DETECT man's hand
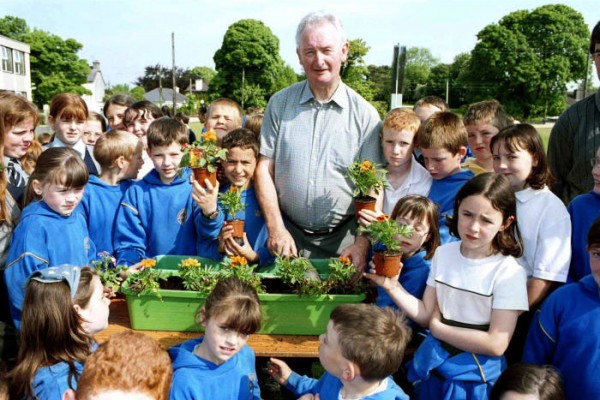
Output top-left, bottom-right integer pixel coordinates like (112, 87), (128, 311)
(191, 178), (219, 215)
(268, 227), (298, 258)
(269, 357), (292, 386)
(340, 235), (370, 275)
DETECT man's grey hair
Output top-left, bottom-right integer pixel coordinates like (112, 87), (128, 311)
(295, 11), (347, 48)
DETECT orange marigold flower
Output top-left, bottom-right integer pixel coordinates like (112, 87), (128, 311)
(181, 258), (201, 268)
(360, 160), (373, 172)
(338, 256), (351, 266)
(202, 131), (217, 142)
(192, 148), (203, 157)
(229, 186), (238, 193)
(376, 214), (390, 222)
(140, 259), (156, 268)
(230, 256), (248, 267)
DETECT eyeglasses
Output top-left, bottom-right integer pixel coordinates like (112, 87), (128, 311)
(590, 158), (600, 168)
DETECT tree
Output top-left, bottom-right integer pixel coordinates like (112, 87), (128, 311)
(211, 19), (289, 108)
(189, 66), (216, 85)
(104, 84), (145, 102)
(464, 4), (589, 119)
(342, 39), (375, 102)
(0, 16), (90, 107)
(403, 47), (439, 102)
(422, 53), (471, 107)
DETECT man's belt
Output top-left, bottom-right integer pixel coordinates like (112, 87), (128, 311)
(285, 214), (354, 237)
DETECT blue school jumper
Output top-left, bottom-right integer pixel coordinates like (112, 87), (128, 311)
(376, 250), (431, 308)
(5, 201), (96, 329)
(286, 371), (409, 399)
(33, 361), (83, 400)
(79, 175), (133, 256)
(408, 334), (505, 400)
(114, 169), (209, 266)
(196, 185), (273, 266)
(567, 191), (600, 282)
(169, 337), (261, 400)
(428, 170), (474, 244)
(522, 275), (600, 399)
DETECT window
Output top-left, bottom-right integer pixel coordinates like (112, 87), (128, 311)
(14, 50), (25, 75)
(1, 46), (13, 73)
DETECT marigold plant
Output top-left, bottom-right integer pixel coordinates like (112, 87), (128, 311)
(347, 159), (388, 197)
(140, 259), (157, 268)
(218, 186), (245, 220)
(179, 131), (228, 173)
(357, 214), (414, 254)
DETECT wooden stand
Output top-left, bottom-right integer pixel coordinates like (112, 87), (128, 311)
(96, 298), (320, 358)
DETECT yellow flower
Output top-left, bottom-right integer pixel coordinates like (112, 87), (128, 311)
(360, 160), (373, 173)
(202, 131), (217, 142)
(231, 256), (248, 267)
(181, 258), (201, 268)
(338, 256), (351, 266)
(141, 259), (156, 268)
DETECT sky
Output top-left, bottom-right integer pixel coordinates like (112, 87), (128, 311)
(3, 0), (599, 87)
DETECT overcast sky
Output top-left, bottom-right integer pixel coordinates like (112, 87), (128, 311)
(3, 0), (599, 87)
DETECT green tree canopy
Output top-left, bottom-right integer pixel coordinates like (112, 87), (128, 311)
(404, 47), (440, 102)
(210, 19), (292, 109)
(464, 4), (589, 119)
(135, 64), (215, 93)
(104, 84), (145, 102)
(0, 16), (90, 107)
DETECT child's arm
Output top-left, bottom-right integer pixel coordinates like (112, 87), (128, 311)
(113, 189), (146, 266)
(365, 271), (437, 327)
(527, 277), (555, 308)
(269, 358), (323, 397)
(429, 306), (520, 357)
(522, 301), (558, 365)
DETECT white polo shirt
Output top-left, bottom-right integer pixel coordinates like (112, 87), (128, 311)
(382, 156), (432, 215)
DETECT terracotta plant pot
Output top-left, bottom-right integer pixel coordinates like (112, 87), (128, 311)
(193, 167), (217, 189)
(354, 195), (376, 219)
(226, 219), (245, 239)
(373, 251), (402, 278)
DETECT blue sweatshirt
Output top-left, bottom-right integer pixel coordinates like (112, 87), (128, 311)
(79, 175), (133, 256)
(33, 361), (83, 400)
(114, 168), (213, 265)
(5, 201), (96, 328)
(286, 371), (408, 400)
(523, 275), (600, 399)
(169, 337), (261, 400)
(428, 169), (474, 244)
(196, 185), (273, 267)
(567, 191), (600, 282)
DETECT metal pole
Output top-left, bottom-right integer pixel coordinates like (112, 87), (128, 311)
(241, 67), (245, 110)
(172, 32), (176, 110)
(446, 78), (449, 104)
(583, 52), (591, 99)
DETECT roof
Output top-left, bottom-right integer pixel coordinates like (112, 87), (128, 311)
(144, 87), (188, 103)
(87, 60), (105, 85)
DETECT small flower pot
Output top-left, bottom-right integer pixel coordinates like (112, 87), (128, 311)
(193, 167), (217, 189)
(226, 219), (245, 240)
(373, 251), (402, 277)
(354, 195), (376, 219)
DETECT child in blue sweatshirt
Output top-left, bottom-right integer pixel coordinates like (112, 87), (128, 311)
(79, 131), (144, 256)
(523, 216), (600, 399)
(5, 148), (96, 328)
(169, 277), (262, 399)
(196, 128), (272, 266)
(270, 304), (411, 400)
(419, 112), (474, 244)
(114, 119), (218, 266)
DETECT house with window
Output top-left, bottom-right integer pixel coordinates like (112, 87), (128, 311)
(0, 34), (32, 100)
(82, 60), (106, 112)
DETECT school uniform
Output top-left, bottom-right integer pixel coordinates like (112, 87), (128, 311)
(461, 157), (489, 176)
(376, 250), (430, 308)
(523, 275), (600, 399)
(408, 242), (528, 399)
(33, 361), (83, 400)
(169, 337), (261, 400)
(5, 201), (96, 329)
(382, 157), (432, 215)
(286, 371), (409, 400)
(79, 175), (133, 256)
(567, 191), (600, 282)
(44, 138), (100, 176)
(196, 185), (273, 267)
(428, 169), (474, 244)
(114, 168), (206, 266)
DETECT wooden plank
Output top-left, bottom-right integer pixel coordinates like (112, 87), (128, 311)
(96, 298), (320, 358)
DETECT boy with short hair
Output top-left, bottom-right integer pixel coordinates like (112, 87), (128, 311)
(413, 96), (448, 123)
(418, 111), (474, 244)
(377, 108), (431, 215)
(123, 100), (163, 179)
(114, 119), (204, 265)
(79, 131), (144, 256)
(462, 99), (512, 175)
(196, 128), (273, 266)
(204, 98), (243, 145)
(523, 216), (600, 399)
(269, 304), (411, 399)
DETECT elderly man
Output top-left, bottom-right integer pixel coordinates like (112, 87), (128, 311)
(256, 12), (382, 270)
(548, 20), (600, 204)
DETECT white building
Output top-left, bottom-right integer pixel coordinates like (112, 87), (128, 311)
(0, 34), (32, 100)
(82, 60), (106, 112)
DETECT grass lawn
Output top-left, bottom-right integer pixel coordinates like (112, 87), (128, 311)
(537, 126), (551, 151)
